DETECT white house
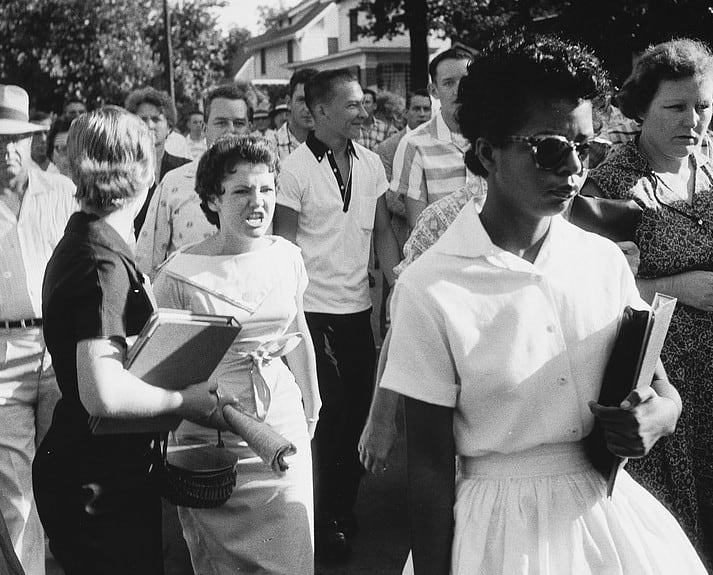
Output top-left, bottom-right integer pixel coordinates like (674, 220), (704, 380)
(237, 0), (449, 95)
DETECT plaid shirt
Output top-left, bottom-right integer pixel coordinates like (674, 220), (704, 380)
(394, 178), (487, 278)
(356, 117), (394, 151)
(268, 122), (303, 162)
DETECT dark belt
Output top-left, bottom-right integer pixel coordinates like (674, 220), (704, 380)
(1, 318), (43, 329)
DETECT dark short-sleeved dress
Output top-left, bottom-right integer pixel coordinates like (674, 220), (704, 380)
(33, 211), (162, 575)
(588, 141), (713, 569)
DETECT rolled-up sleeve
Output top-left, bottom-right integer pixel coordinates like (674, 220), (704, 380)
(380, 278), (459, 407)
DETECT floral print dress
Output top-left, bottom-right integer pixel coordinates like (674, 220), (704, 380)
(588, 141), (713, 569)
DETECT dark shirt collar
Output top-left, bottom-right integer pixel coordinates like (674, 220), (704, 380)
(65, 211), (136, 264)
(306, 131), (358, 162)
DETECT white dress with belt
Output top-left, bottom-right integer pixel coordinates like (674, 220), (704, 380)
(381, 203), (707, 575)
(153, 236), (314, 575)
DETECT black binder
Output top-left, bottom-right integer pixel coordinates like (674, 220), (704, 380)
(584, 293), (676, 496)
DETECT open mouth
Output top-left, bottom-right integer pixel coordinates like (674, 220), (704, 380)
(245, 212), (265, 227)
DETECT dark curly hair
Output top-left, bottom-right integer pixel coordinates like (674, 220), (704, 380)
(457, 32), (611, 177)
(124, 87), (178, 128)
(47, 115), (74, 161)
(195, 134), (278, 228)
(616, 38), (713, 122)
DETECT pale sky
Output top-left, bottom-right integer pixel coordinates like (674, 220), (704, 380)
(215, 0), (303, 35)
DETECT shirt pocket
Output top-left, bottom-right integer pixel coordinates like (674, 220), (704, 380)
(356, 194), (378, 231)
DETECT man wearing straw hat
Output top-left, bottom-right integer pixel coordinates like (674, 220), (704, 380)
(0, 84), (76, 574)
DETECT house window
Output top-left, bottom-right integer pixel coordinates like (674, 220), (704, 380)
(349, 9), (359, 43)
(260, 48), (266, 75)
(287, 40), (294, 63)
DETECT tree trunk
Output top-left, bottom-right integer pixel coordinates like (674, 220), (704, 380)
(405, 0), (429, 90)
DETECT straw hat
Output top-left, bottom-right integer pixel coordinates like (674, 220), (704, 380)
(0, 85), (48, 135)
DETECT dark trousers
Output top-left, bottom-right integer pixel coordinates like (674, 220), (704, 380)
(306, 309), (376, 524)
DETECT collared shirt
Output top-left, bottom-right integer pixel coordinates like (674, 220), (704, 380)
(394, 178), (488, 278)
(357, 117), (394, 151)
(390, 110), (474, 205)
(0, 168), (76, 320)
(251, 128), (276, 142)
(164, 130), (192, 160)
(135, 160), (217, 279)
(269, 121), (303, 162)
(185, 135), (207, 161)
(277, 134), (388, 314)
(381, 202), (643, 457)
(30, 159), (59, 174)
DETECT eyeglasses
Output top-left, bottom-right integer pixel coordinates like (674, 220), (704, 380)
(507, 134), (611, 171)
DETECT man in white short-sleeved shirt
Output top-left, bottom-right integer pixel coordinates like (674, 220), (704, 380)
(0, 84), (77, 575)
(274, 68), (400, 562)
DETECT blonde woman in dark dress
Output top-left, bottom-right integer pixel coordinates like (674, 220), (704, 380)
(34, 106), (219, 575)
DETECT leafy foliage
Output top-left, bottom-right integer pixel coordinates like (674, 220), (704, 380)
(359, 0), (713, 84)
(0, 0), (252, 112)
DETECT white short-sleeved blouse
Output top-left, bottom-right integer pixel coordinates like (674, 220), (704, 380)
(381, 202), (645, 457)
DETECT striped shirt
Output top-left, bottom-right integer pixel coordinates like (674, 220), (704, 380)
(0, 168), (76, 320)
(390, 110), (473, 205)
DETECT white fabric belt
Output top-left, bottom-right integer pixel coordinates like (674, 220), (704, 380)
(458, 442), (592, 479)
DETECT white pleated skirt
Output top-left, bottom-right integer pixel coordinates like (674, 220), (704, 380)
(403, 442), (706, 575)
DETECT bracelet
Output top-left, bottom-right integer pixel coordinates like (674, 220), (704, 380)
(306, 417), (318, 423)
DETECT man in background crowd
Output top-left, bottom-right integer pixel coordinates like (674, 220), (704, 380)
(184, 108), (207, 161)
(357, 87), (392, 151)
(136, 83), (253, 278)
(0, 84), (76, 575)
(390, 47), (475, 228)
(269, 68), (319, 161)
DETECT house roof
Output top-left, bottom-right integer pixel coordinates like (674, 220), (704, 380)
(245, 0), (332, 51)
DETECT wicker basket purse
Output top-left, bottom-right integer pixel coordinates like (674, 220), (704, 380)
(152, 433), (237, 509)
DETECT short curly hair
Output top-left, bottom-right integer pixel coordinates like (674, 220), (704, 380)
(195, 134), (278, 228)
(616, 38), (713, 122)
(68, 106), (154, 214)
(124, 87), (177, 127)
(457, 32), (611, 177)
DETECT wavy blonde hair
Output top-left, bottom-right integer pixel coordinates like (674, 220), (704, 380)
(68, 105), (154, 213)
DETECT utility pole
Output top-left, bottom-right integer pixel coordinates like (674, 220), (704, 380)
(163, 0), (175, 105)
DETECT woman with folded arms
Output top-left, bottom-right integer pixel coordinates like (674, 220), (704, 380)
(380, 33), (707, 575)
(33, 106), (219, 575)
(581, 39), (713, 569)
(153, 134), (320, 574)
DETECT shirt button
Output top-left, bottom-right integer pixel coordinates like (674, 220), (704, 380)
(2, 271), (11, 279)
(558, 377), (567, 385)
(546, 325), (555, 333)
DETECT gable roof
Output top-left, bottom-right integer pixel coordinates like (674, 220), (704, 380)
(245, 0), (332, 51)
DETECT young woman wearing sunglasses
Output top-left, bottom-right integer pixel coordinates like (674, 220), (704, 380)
(379, 33), (707, 575)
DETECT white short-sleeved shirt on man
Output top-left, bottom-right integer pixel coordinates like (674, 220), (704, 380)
(277, 133), (388, 314)
(381, 201), (645, 457)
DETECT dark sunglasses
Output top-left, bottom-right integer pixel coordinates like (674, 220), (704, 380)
(507, 135), (611, 171)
